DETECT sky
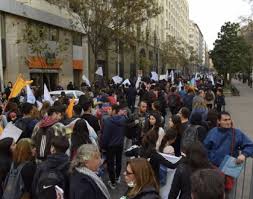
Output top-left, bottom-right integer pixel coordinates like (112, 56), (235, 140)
(189, 0), (252, 49)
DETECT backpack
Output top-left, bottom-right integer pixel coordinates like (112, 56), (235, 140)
(181, 125), (201, 146)
(205, 91), (214, 101)
(35, 162), (69, 199)
(34, 126), (56, 160)
(2, 162), (28, 199)
(168, 94), (178, 107)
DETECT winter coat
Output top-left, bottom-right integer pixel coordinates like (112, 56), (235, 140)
(204, 127), (253, 167)
(101, 115), (127, 148)
(168, 162), (191, 199)
(69, 170), (107, 199)
(124, 186), (159, 199)
(32, 153), (70, 198)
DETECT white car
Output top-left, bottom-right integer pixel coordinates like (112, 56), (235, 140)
(49, 90), (85, 103)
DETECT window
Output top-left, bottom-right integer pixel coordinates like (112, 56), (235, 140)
(48, 27), (59, 41)
(72, 32), (82, 46)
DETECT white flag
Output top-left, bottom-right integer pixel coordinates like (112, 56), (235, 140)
(151, 71), (158, 81)
(178, 81), (183, 91)
(95, 67), (103, 76)
(112, 76), (123, 84)
(135, 77), (141, 89)
(36, 100), (43, 111)
(43, 84), (54, 105)
(210, 74), (215, 86)
(122, 79), (131, 86)
(82, 74), (91, 87)
(165, 70), (169, 81)
(26, 85), (36, 104)
(170, 70), (174, 84)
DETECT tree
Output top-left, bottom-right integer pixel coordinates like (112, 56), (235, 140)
(210, 22), (252, 85)
(45, 0), (161, 78)
(17, 21), (70, 89)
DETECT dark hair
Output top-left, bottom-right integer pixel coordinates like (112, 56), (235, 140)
(112, 104), (120, 114)
(144, 112), (162, 133)
(73, 104), (82, 115)
(171, 114), (182, 135)
(152, 101), (161, 111)
(51, 136), (69, 153)
(159, 128), (177, 153)
(71, 119), (92, 156)
(48, 105), (66, 116)
(0, 137), (14, 157)
(21, 102), (34, 115)
(218, 111), (230, 120)
(170, 87), (176, 92)
(180, 107), (190, 119)
(82, 99), (93, 112)
(185, 141), (211, 172)
(191, 169), (225, 199)
(207, 109), (218, 129)
(141, 129), (158, 158)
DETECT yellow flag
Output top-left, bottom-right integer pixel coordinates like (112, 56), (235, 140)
(8, 74), (33, 99)
(0, 125), (3, 134)
(66, 98), (75, 119)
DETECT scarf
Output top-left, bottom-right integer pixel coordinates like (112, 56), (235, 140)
(76, 167), (111, 199)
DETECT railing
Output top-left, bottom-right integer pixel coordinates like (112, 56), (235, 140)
(229, 158), (253, 199)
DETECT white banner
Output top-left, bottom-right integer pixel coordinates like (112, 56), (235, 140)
(95, 67), (103, 76)
(43, 84), (54, 105)
(26, 85), (36, 104)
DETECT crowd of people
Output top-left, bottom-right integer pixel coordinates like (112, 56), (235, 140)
(0, 74), (252, 199)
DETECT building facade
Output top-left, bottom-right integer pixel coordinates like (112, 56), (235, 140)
(0, 0), (88, 90)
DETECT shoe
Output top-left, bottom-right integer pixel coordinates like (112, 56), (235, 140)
(108, 181), (116, 189)
(116, 176), (121, 184)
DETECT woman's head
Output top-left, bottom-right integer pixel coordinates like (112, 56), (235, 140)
(124, 158), (158, 197)
(185, 141), (210, 171)
(72, 119), (91, 149)
(13, 138), (34, 164)
(0, 137), (15, 156)
(169, 114), (181, 130)
(148, 112), (161, 128)
(159, 128), (177, 153)
(142, 129), (158, 151)
(71, 144), (101, 172)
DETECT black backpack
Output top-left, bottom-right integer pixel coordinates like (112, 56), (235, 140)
(181, 125), (201, 146)
(35, 162), (69, 199)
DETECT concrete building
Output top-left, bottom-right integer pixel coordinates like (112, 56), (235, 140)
(0, 0), (88, 90)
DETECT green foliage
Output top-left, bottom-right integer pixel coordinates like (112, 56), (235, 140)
(19, 22), (70, 64)
(44, 0), (161, 67)
(139, 56), (151, 73)
(210, 22), (252, 82)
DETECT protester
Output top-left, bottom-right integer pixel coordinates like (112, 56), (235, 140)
(69, 144), (111, 199)
(120, 158), (159, 199)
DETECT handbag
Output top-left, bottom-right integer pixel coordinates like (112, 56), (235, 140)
(224, 128), (235, 191)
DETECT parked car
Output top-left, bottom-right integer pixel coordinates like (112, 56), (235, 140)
(49, 90), (85, 103)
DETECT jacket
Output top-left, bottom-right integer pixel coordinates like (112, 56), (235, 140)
(32, 153), (70, 198)
(102, 115), (127, 148)
(204, 127), (253, 167)
(168, 162), (191, 199)
(126, 186), (159, 199)
(69, 170), (107, 199)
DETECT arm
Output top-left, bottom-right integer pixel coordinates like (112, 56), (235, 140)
(168, 167), (182, 199)
(238, 129), (253, 157)
(153, 152), (178, 169)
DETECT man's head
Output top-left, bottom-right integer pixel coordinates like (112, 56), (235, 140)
(48, 105), (65, 121)
(191, 169), (225, 199)
(198, 89), (205, 98)
(139, 101), (147, 114)
(50, 136), (69, 154)
(21, 102), (34, 116)
(111, 104), (120, 116)
(217, 111), (232, 128)
(178, 107), (190, 121)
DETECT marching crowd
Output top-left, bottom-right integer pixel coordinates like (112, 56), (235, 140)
(0, 74), (252, 199)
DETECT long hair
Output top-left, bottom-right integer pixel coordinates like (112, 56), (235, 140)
(0, 138), (14, 157)
(159, 128), (177, 153)
(143, 111), (161, 133)
(185, 141), (211, 172)
(141, 129), (158, 158)
(71, 119), (92, 156)
(13, 138), (33, 165)
(171, 114), (182, 135)
(127, 158), (159, 197)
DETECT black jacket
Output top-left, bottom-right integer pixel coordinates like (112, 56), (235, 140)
(168, 162), (191, 199)
(126, 186), (159, 199)
(125, 147), (178, 181)
(32, 153), (70, 199)
(69, 170), (107, 199)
